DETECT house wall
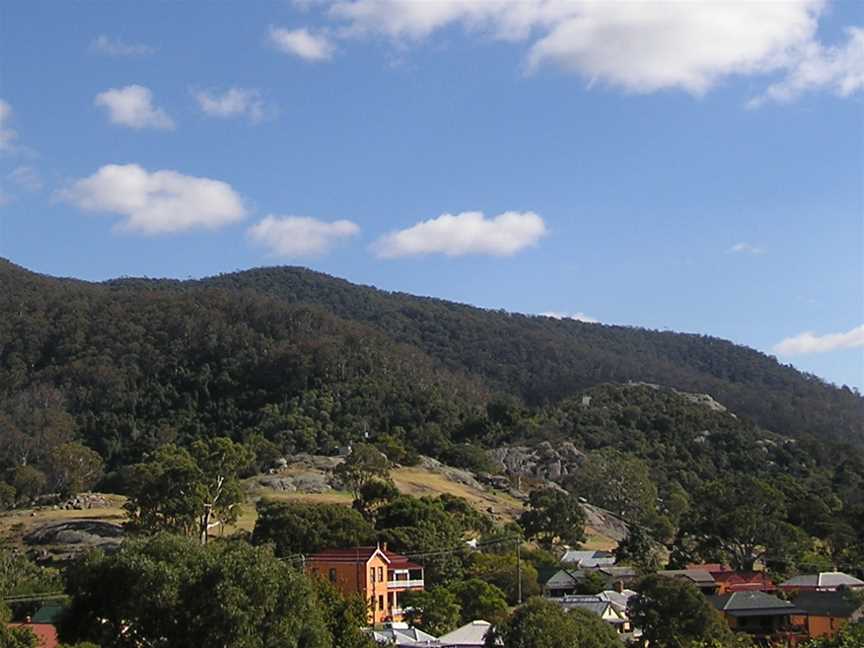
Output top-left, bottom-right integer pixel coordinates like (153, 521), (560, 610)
(307, 553), (424, 625)
(790, 614), (847, 639)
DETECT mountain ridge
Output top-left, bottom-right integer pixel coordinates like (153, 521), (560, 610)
(1, 258), (861, 450)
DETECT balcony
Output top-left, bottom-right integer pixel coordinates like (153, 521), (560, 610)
(388, 579), (424, 589)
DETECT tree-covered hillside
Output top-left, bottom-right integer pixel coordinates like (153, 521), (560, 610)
(2, 259), (862, 459)
(193, 265), (860, 447)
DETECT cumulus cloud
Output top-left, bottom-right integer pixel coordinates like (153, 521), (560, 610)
(90, 35), (156, 56)
(750, 26), (864, 106)
(0, 99), (18, 152)
(327, 0), (830, 95)
(373, 210), (546, 258)
(774, 324), (864, 356)
(727, 242), (765, 255)
(541, 311), (599, 324)
(95, 85), (175, 130)
(8, 166), (42, 192)
(59, 164), (246, 234)
(194, 87), (267, 122)
(269, 26), (335, 61)
(247, 215), (359, 257)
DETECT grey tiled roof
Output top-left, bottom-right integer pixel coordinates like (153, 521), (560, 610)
(780, 572), (864, 589)
(709, 591), (801, 617)
(793, 591), (864, 617)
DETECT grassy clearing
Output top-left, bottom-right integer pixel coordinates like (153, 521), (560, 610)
(391, 467), (525, 522)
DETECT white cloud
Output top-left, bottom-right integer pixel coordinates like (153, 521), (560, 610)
(59, 164), (246, 235)
(750, 26), (864, 106)
(328, 0), (827, 94)
(373, 210), (546, 258)
(727, 242), (765, 255)
(8, 166), (42, 192)
(0, 99), (18, 152)
(247, 215), (359, 257)
(95, 85), (175, 130)
(90, 35), (156, 57)
(541, 311), (599, 324)
(774, 324), (864, 356)
(194, 87), (267, 122)
(269, 26), (335, 61)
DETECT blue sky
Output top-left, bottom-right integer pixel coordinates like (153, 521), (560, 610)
(1, 0), (862, 389)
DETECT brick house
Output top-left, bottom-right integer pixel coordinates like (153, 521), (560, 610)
(790, 590), (864, 640)
(306, 544), (424, 624)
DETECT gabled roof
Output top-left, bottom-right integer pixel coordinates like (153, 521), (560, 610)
(597, 589), (637, 611)
(712, 571), (775, 591)
(793, 591), (864, 618)
(658, 569), (716, 585)
(308, 546), (423, 569)
(438, 620), (492, 646)
(560, 550), (616, 568)
(780, 572), (864, 589)
(709, 592), (802, 617)
(373, 625), (439, 645)
(309, 546), (390, 563)
(544, 569), (581, 590)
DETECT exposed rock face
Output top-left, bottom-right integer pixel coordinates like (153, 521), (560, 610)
(489, 441), (585, 483)
(417, 456), (489, 491)
(25, 519), (123, 546)
(24, 519), (124, 564)
(252, 473), (333, 494)
(582, 503), (629, 542)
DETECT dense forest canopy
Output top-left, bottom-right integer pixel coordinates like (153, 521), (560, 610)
(0, 262), (864, 473)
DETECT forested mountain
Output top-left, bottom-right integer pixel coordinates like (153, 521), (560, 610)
(1, 258), (861, 468)
(157, 264), (860, 446)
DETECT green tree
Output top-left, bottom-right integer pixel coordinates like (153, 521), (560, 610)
(353, 478), (399, 520)
(567, 449), (658, 523)
(376, 496), (472, 586)
(310, 578), (376, 648)
(252, 500), (376, 556)
(488, 597), (619, 648)
(449, 578), (509, 625)
(614, 525), (661, 574)
(45, 442), (104, 497)
(401, 587), (461, 636)
(57, 534), (332, 648)
(518, 488), (586, 550)
(467, 552), (540, 605)
(628, 574), (735, 648)
(0, 482), (15, 510)
(0, 544), (63, 596)
(333, 444), (390, 500)
(11, 465), (46, 504)
(122, 438), (252, 543)
(682, 477), (791, 571)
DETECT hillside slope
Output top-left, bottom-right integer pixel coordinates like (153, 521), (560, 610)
(1, 259), (862, 453)
(200, 266), (862, 447)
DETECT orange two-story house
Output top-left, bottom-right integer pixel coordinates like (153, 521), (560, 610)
(306, 545), (425, 624)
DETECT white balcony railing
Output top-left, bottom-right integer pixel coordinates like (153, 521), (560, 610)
(388, 579), (424, 589)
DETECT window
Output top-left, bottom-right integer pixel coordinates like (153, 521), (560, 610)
(378, 595), (384, 612)
(378, 566), (384, 581)
(329, 568), (337, 583)
(370, 568), (376, 582)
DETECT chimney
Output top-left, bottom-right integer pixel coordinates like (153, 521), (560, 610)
(613, 580), (624, 593)
(382, 542), (388, 553)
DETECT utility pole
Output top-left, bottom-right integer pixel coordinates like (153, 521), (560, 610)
(516, 539), (522, 605)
